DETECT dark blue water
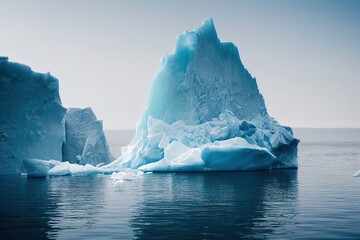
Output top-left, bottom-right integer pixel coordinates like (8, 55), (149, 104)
(1, 139), (360, 239)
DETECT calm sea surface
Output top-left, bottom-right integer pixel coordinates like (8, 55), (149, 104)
(1, 129), (360, 239)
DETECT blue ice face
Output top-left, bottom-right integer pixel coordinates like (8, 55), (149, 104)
(147, 18), (266, 126)
(0, 58), (66, 174)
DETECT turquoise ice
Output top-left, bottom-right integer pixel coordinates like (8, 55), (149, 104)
(107, 18), (299, 172)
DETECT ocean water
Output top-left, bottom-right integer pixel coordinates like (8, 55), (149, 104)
(1, 129), (360, 239)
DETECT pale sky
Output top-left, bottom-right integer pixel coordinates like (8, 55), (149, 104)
(1, 0), (359, 129)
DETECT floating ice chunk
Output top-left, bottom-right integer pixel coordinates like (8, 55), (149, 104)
(354, 169), (360, 177)
(23, 159), (57, 177)
(69, 164), (85, 175)
(24, 159), (105, 176)
(83, 164), (104, 175)
(136, 171), (145, 176)
(67, 163), (104, 175)
(110, 170), (144, 181)
(113, 179), (125, 189)
(49, 162), (72, 176)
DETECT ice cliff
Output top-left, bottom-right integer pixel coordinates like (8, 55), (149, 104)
(64, 107), (114, 166)
(0, 58), (66, 174)
(0, 57), (113, 174)
(107, 18), (299, 172)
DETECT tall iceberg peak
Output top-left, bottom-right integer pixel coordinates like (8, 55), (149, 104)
(107, 18), (299, 172)
(194, 18), (218, 39)
(148, 18), (266, 126)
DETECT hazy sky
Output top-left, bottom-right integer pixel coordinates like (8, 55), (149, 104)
(1, 0), (359, 129)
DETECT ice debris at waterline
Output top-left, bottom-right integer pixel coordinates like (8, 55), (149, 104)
(105, 18), (299, 172)
(0, 57), (113, 174)
(23, 158), (148, 179)
(23, 159), (105, 177)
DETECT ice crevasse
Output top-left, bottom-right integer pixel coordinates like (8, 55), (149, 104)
(105, 18), (300, 172)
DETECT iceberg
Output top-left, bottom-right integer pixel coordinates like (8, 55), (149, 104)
(0, 58), (114, 174)
(107, 18), (299, 172)
(63, 107), (114, 166)
(0, 58), (66, 174)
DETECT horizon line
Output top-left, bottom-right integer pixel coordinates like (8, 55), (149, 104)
(104, 127), (360, 131)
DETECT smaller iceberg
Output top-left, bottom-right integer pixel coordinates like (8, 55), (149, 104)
(354, 169), (360, 177)
(0, 58), (115, 175)
(63, 107), (115, 166)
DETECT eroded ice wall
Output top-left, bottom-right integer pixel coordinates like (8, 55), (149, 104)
(0, 57), (66, 174)
(64, 108), (114, 166)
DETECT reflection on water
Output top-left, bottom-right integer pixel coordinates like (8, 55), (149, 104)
(0, 176), (107, 239)
(0, 171), (298, 239)
(1, 141), (360, 239)
(0, 177), (53, 239)
(46, 176), (106, 239)
(132, 170), (298, 239)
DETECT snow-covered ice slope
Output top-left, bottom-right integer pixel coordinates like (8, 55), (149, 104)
(64, 107), (114, 166)
(107, 18), (299, 172)
(0, 57), (66, 174)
